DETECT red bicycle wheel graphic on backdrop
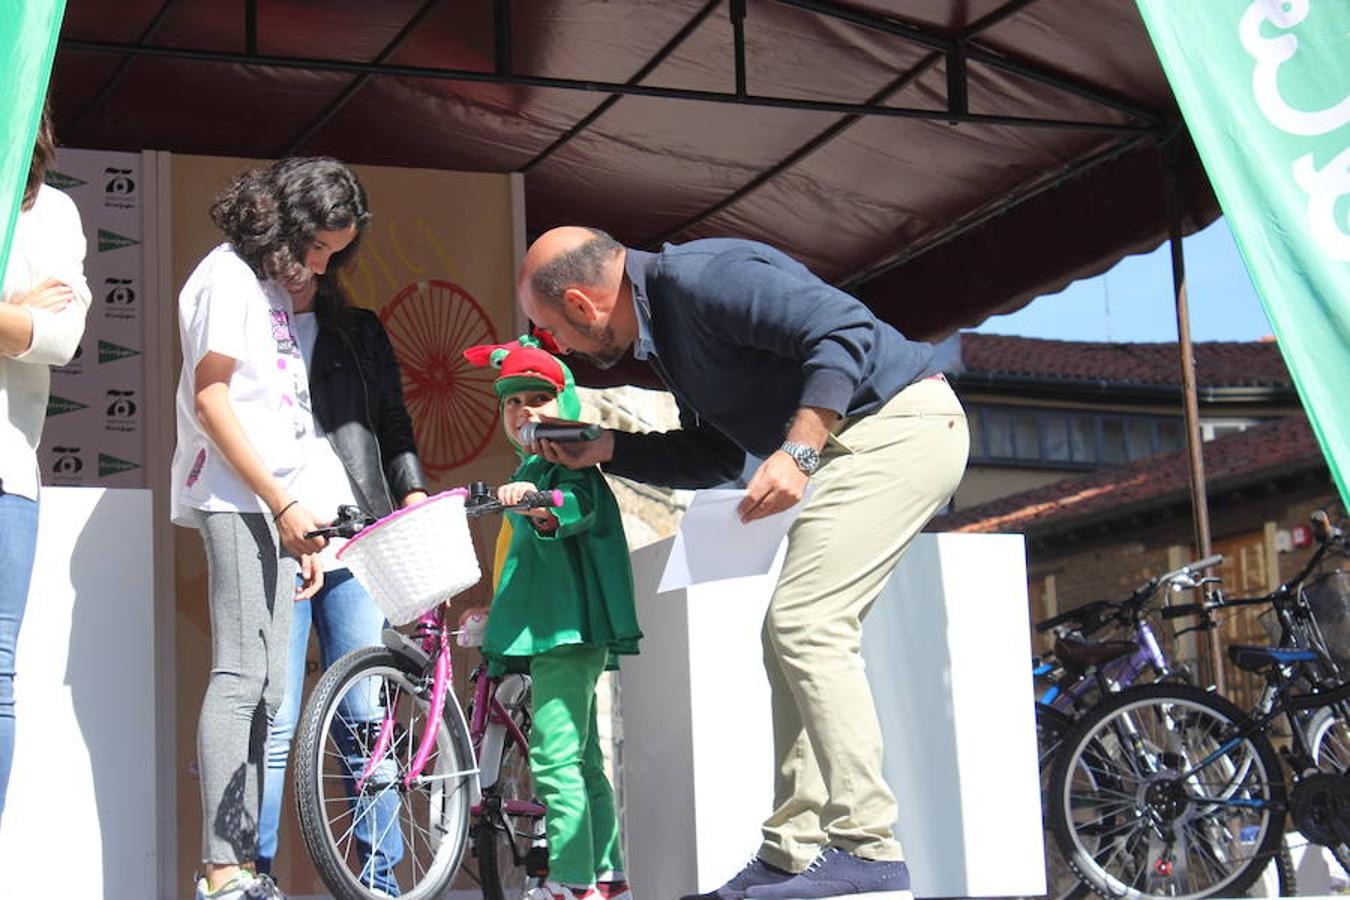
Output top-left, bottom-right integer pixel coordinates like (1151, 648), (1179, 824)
(380, 280), (500, 473)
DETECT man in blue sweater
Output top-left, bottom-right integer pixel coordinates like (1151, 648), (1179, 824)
(519, 226), (969, 900)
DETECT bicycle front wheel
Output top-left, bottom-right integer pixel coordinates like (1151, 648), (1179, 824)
(294, 646), (475, 900)
(1049, 683), (1285, 900)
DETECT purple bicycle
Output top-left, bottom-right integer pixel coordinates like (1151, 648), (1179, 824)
(292, 482), (561, 900)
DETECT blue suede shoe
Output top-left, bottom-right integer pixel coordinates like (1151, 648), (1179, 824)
(744, 848), (913, 900)
(680, 856), (796, 900)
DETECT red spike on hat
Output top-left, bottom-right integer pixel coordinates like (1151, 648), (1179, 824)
(463, 337), (568, 395)
(463, 341), (517, 368)
(530, 327), (564, 356)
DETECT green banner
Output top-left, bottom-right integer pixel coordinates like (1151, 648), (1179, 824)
(0, 1), (66, 282)
(1137, 0), (1350, 506)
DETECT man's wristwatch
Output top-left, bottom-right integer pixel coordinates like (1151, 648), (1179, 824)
(780, 441), (821, 475)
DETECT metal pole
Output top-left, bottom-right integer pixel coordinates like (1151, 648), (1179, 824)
(1165, 144), (1224, 695)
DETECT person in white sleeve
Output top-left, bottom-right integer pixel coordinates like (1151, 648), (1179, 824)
(0, 97), (92, 821)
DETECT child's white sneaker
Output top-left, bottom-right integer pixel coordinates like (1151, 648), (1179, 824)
(527, 881), (600, 900)
(193, 871), (286, 899)
(597, 879), (633, 900)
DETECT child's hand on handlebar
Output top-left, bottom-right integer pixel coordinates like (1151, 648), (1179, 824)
(497, 481), (559, 530)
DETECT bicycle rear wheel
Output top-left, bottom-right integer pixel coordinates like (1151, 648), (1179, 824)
(1049, 683), (1285, 900)
(295, 646), (475, 900)
(1047, 682), (1279, 900)
(475, 676), (546, 900)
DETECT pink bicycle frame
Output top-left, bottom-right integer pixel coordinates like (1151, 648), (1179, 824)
(353, 603), (543, 820)
(354, 604), (453, 792)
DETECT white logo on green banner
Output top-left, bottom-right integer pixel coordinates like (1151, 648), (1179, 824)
(44, 170), (87, 190)
(1137, 0), (1350, 504)
(98, 453), (140, 478)
(98, 339), (141, 364)
(46, 394), (88, 417)
(97, 228), (140, 252)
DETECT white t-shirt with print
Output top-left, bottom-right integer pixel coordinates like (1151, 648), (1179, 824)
(289, 310), (361, 569)
(170, 244), (312, 526)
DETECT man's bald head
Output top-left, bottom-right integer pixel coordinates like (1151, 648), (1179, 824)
(518, 226), (623, 313)
(517, 225), (634, 369)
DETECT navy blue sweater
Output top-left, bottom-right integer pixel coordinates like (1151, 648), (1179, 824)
(607, 239), (935, 489)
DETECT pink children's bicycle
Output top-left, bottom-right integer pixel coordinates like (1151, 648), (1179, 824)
(294, 482), (561, 900)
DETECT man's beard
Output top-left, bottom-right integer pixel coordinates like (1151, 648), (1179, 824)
(572, 320), (626, 370)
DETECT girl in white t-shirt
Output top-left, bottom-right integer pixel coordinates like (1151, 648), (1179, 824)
(173, 158), (403, 900)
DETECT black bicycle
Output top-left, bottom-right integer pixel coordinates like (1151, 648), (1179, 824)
(1047, 511), (1349, 899)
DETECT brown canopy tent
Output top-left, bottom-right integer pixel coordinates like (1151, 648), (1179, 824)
(52, 0), (1225, 579)
(54, 0), (1218, 340)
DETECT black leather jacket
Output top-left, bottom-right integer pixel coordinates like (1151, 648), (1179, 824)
(309, 307), (426, 519)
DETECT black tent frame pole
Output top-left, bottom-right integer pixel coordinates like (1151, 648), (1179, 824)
(773, 0), (1157, 125)
(57, 39), (1152, 135)
(521, 0), (722, 174)
(280, 0), (442, 155)
(65, 0), (178, 140)
(1165, 141), (1223, 694)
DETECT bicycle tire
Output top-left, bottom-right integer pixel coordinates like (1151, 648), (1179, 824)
(1306, 705), (1350, 773)
(1033, 705), (1091, 900)
(294, 646), (475, 900)
(475, 679), (544, 900)
(1048, 683), (1285, 900)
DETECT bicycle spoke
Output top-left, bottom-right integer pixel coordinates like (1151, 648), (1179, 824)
(297, 655), (471, 900)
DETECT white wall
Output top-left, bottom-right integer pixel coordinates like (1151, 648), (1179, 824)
(0, 488), (156, 898)
(622, 531), (1043, 898)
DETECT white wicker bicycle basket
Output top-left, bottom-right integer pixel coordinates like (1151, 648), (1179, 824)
(336, 488), (482, 626)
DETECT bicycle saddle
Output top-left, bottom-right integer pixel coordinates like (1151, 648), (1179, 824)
(1054, 634), (1135, 672)
(1228, 643), (1319, 673)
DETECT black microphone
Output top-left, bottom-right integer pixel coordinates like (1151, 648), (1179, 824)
(519, 422), (603, 444)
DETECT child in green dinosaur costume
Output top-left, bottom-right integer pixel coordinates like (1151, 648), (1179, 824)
(463, 335), (641, 900)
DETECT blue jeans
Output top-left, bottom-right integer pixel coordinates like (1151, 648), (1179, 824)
(0, 492), (39, 819)
(258, 568), (403, 894)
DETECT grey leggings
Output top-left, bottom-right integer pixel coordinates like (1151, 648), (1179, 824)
(193, 510), (296, 865)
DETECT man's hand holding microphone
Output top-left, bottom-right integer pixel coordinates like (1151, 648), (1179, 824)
(526, 417), (614, 470)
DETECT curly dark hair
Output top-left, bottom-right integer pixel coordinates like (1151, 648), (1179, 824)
(23, 96), (56, 212)
(210, 157), (371, 322)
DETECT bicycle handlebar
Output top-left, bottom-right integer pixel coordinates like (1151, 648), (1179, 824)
(1034, 553), (1226, 634)
(304, 486), (565, 539)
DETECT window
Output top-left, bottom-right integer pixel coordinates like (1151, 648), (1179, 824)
(1156, 419), (1184, 454)
(1202, 419), (1260, 441)
(966, 405), (1214, 468)
(1044, 416), (1071, 462)
(967, 407), (983, 458)
(1126, 419), (1153, 459)
(1070, 417), (1096, 463)
(984, 408), (1013, 458)
(1101, 418), (1127, 463)
(1013, 412), (1041, 460)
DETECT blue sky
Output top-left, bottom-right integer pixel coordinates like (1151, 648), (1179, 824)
(971, 217), (1274, 344)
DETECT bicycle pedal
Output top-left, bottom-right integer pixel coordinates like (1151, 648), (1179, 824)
(525, 845), (550, 877)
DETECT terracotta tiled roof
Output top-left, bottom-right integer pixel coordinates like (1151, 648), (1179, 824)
(958, 333), (1292, 388)
(940, 416), (1324, 534)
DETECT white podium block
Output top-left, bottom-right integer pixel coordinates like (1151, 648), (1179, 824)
(622, 531), (1043, 899)
(0, 488), (157, 897)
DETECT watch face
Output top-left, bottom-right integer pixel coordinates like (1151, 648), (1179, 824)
(784, 442), (819, 473)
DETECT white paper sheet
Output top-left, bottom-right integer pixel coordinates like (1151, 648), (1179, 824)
(657, 487), (811, 592)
